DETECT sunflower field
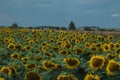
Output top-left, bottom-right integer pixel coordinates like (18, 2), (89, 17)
(0, 27), (120, 80)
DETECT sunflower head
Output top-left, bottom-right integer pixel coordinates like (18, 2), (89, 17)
(8, 43), (15, 50)
(42, 61), (57, 70)
(106, 60), (120, 75)
(84, 74), (100, 80)
(10, 53), (20, 60)
(0, 77), (4, 80)
(25, 63), (37, 70)
(25, 71), (42, 80)
(57, 74), (78, 80)
(89, 55), (105, 70)
(0, 66), (12, 76)
(103, 43), (110, 52)
(64, 58), (80, 69)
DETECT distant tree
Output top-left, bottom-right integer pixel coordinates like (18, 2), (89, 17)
(68, 21), (76, 30)
(11, 23), (18, 28)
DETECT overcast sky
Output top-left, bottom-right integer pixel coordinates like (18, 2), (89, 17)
(0, 0), (120, 28)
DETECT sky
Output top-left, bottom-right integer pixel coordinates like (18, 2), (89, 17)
(0, 0), (120, 28)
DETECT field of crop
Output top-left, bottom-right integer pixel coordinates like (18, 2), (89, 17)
(0, 27), (120, 80)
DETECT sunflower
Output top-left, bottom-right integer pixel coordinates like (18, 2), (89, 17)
(25, 71), (42, 80)
(9, 66), (18, 75)
(106, 60), (120, 75)
(42, 61), (57, 70)
(57, 75), (69, 80)
(42, 46), (48, 51)
(15, 43), (22, 49)
(57, 74), (77, 80)
(115, 48), (120, 54)
(59, 49), (68, 55)
(24, 45), (31, 51)
(109, 42), (114, 49)
(0, 66), (12, 76)
(114, 42), (120, 49)
(52, 46), (59, 51)
(21, 57), (28, 63)
(8, 43), (15, 50)
(106, 54), (115, 60)
(64, 58), (80, 69)
(25, 63), (37, 70)
(90, 47), (98, 53)
(107, 35), (114, 41)
(84, 74), (100, 80)
(97, 35), (104, 41)
(10, 53), (20, 60)
(96, 42), (103, 48)
(43, 51), (52, 57)
(64, 43), (72, 49)
(89, 55), (105, 70)
(0, 77), (4, 80)
(85, 42), (91, 48)
(103, 43), (110, 52)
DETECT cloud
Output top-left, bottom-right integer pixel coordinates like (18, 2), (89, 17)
(111, 13), (120, 17)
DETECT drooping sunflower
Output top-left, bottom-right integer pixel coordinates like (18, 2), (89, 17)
(10, 53), (20, 60)
(64, 58), (80, 69)
(0, 66), (12, 76)
(89, 55), (105, 70)
(25, 71), (42, 80)
(8, 43), (15, 50)
(106, 59), (120, 75)
(42, 61), (57, 70)
(84, 74), (100, 80)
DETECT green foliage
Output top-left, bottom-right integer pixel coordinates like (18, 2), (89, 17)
(68, 21), (76, 30)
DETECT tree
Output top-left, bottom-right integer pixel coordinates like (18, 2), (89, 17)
(68, 21), (76, 30)
(11, 23), (18, 28)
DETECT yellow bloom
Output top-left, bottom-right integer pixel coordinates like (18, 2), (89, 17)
(10, 53), (20, 60)
(103, 43), (110, 52)
(25, 71), (42, 80)
(15, 44), (22, 49)
(57, 74), (77, 80)
(64, 58), (80, 69)
(89, 55), (105, 70)
(59, 49), (68, 55)
(42, 61), (57, 70)
(84, 74), (100, 80)
(0, 66), (12, 76)
(106, 60), (120, 75)
(25, 63), (37, 70)
(8, 43), (15, 50)
(24, 45), (31, 51)
(0, 77), (4, 80)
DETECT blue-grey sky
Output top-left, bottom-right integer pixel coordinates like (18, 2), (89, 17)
(0, 0), (120, 28)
